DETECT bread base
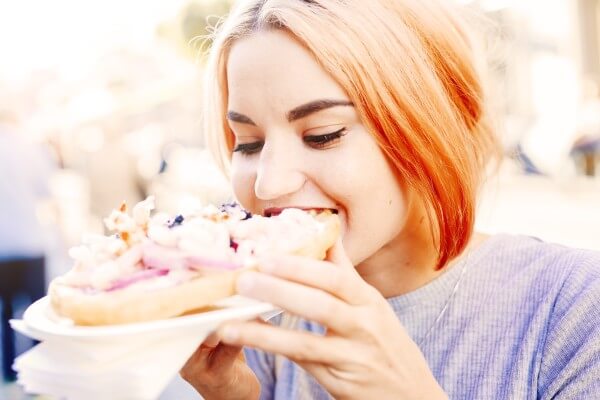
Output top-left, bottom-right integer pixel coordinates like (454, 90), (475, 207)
(49, 270), (243, 326)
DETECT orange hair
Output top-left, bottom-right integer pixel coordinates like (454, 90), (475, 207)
(201, 0), (502, 269)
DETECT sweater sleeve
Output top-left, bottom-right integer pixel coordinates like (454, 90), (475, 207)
(243, 314), (283, 400)
(538, 250), (600, 399)
(244, 347), (276, 400)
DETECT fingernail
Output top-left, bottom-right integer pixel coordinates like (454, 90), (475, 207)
(221, 326), (239, 342)
(237, 273), (255, 294)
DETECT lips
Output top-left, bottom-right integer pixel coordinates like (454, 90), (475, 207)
(263, 207), (339, 218)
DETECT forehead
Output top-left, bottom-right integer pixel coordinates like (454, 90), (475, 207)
(226, 30), (348, 114)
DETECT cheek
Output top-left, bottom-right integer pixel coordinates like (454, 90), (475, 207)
(343, 182), (407, 264)
(332, 143), (407, 263)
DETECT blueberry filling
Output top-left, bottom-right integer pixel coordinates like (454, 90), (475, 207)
(219, 201), (238, 211)
(220, 202), (252, 220)
(168, 214), (184, 228)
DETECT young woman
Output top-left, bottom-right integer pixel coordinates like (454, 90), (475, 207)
(180, 0), (600, 398)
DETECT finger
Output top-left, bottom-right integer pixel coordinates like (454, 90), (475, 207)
(236, 271), (360, 333)
(217, 320), (349, 364)
(257, 254), (371, 305)
(326, 237), (354, 270)
(201, 317), (274, 366)
(180, 341), (212, 379)
(185, 321), (259, 370)
(202, 317), (267, 348)
(201, 332), (220, 348)
(207, 343), (244, 373)
(180, 340), (244, 386)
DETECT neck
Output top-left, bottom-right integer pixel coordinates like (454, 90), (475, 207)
(356, 211), (440, 298)
(355, 200), (486, 298)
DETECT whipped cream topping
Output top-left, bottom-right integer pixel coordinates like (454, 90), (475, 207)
(230, 208), (324, 259)
(62, 198), (329, 292)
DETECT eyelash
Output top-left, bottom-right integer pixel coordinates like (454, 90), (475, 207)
(232, 127), (347, 155)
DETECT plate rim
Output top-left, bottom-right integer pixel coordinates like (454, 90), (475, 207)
(22, 296), (278, 340)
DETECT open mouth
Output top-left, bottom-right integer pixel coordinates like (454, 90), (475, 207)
(263, 207), (339, 218)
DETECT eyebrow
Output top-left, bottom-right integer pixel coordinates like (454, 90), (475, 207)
(226, 99), (354, 126)
(287, 99), (354, 122)
(226, 111), (256, 125)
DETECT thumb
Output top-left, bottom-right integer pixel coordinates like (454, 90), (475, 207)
(207, 343), (245, 372)
(202, 332), (220, 348)
(326, 237), (353, 269)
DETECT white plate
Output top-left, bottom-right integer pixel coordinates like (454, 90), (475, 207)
(20, 296), (280, 341)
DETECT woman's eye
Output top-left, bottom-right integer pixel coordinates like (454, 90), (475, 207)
(304, 127), (347, 149)
(233, 141), (264, 155)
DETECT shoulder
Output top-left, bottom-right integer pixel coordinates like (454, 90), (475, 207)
(479, 233), (597, 267)
(461, 234), (600, 330)
(472, 234), (600, 297)
(531, 240), (600, 349)
(518, 242), (600, 398)
(467, 236), (600, 397)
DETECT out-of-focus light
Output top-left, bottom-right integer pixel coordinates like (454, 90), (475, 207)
(479, 0), (572, 40)
(77, 126), (105, 153)
(0, 0), (189, 80)
(66, 89), (115, 126)
(49, 169), (95, 244)
(528, 0), (571, 40)
(454, 0), (515, 11)
(479, 0), (515, 12)
(137, 154), (163, 179)
(36, 200), (58, 226)
(522, 53), (579, 176)
(123, 124), (165, 158)
(162, 142), (186, 161)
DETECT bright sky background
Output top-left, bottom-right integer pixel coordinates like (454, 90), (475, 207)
(0, 0), (571, 81)
(0, 0), (584, 174)
(0, 0), (190, 84)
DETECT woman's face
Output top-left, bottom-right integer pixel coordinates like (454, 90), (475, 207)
(226, 30), (408, 265)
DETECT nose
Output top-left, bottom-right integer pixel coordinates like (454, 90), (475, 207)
(254, 141), (306, 200)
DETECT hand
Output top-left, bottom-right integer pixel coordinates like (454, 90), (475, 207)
(180, 329), (260, 400)
(216, 239), (448, 400)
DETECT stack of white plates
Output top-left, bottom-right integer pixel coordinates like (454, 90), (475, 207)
(10, 296), (279, 400)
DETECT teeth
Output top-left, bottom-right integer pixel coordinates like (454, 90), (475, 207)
(265, 208), (339, 217)
(308, 208), (339, 216)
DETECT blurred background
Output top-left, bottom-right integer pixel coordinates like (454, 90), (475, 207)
(0, 0), (599, 398)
